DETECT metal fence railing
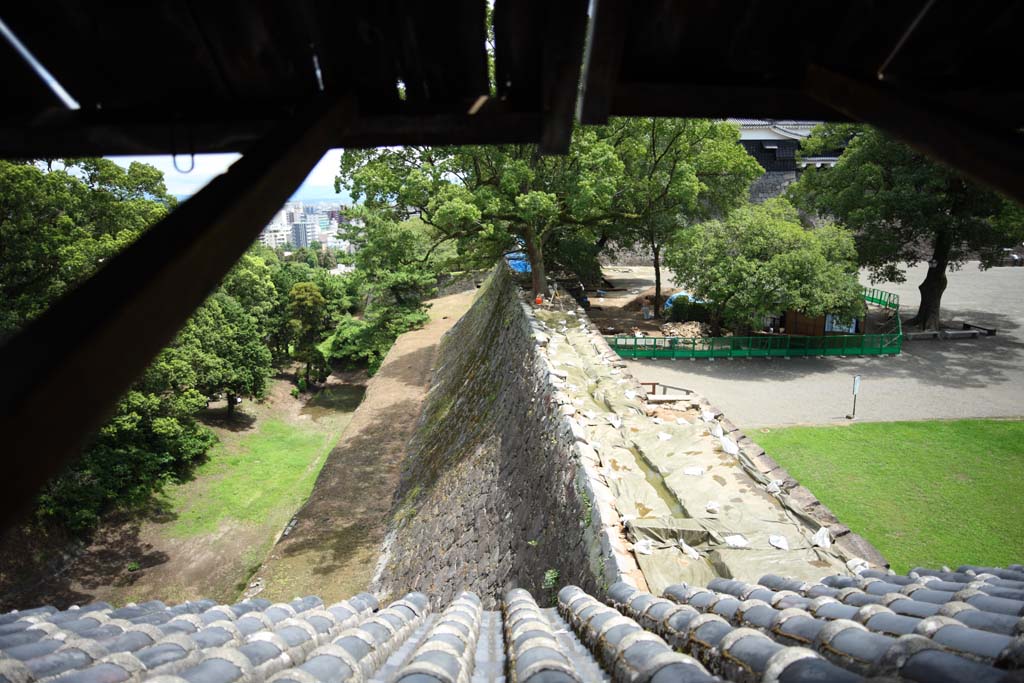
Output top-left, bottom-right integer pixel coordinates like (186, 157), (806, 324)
(606, 287), (903, 360)
(862, 287), (900, 310)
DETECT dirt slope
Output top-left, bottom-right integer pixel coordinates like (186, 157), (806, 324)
(250, 289), (477, 603)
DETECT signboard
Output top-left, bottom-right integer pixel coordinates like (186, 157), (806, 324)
(853, 375), (862, 395)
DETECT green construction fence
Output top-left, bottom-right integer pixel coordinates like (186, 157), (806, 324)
(606, 287), (903, 360)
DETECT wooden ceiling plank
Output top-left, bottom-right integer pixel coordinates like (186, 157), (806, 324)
(539, 0), (589, 153)
(607, 82), (846, 121)
(0, 110), (543, 157)
(577, 0), (628, 124)
(493, 0), (543, 111)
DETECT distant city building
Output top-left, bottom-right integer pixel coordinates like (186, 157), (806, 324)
(259, 227), (290, 248)
(729, 119), (839, 202)
(291, 221), (318, 248)
(258, 201), (356, 251)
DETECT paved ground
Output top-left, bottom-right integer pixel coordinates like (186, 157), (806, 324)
(623, 262), (1024, 428)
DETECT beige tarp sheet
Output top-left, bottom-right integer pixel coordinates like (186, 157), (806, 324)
(535, 310), (853, 595)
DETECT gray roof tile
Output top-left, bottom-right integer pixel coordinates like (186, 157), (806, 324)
(3, 567), (1024, 681)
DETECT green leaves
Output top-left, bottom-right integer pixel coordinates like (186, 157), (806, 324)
(665, 199), (864, 334)
(789, 124), (1017, 277)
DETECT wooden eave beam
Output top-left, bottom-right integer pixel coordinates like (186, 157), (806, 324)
(0, 112), (544, 158)
(804, 65), (1024, 204)
(0, 98), (354, 531)
(606, 82), (845, 121)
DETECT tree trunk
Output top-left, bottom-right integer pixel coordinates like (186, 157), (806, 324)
(909, 231), (952, 331)
(304, 362), (311, 386)
(652, 244), (663, 318)
(226, 393), (236, 419)
(523, 224), (548, 297)
(708, 311), (724, 337)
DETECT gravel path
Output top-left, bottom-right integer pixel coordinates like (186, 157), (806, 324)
(623, 262), (1024, 428)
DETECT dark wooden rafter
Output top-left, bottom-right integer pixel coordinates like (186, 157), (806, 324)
(0, 98), (354, 530)
(576, 0), (627, 125)
(538, 0), (589, 154)
(804, 65), (1024, 204)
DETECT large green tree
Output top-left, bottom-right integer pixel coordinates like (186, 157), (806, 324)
(221, 253), (278, 337)
(608, 118), (762, 313)
(0, 159), (174, 337)
(1, 159), (290, 531)
(174, 292), (272, 417)
(323, 210), (435, 374)
(665, 199), (864, 336)
(337, 126), (628, 296)
(789, 124), (1022, 330)
(0, 159), (229, 531)
(288, 282), (330, 385)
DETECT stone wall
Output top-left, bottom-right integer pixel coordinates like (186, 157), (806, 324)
(373, 263), (884, 610)
(372, 265), (624, 608)
(749, 170), (797, 203)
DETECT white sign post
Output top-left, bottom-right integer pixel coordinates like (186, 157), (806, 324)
(847, 375), (862, 420)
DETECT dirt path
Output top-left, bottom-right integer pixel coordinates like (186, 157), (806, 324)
(249, 289), (477, 604)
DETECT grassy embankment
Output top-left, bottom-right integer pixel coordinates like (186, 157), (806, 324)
(757, 419), (1024, 573)
(135, 381), (365, 602)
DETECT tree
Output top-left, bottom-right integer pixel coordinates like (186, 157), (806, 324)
(221, 253), (278, 336)
(174, 292), (272, 417)
(338, 126), (628, 296)
(322, 210), (436, 375)
(266, 260), (314, 357)
(0, 159), (174, 338)
(0, 159), (229, 532)
(665, 199), (864, 336)
(608, 118), (762, 313)
(789, 124), (1022, 330)
(288, 282), (329, 385)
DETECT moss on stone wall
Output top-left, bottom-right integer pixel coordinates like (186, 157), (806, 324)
(374, 265), (598, 607)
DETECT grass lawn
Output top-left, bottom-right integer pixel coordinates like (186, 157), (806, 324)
(757, 419), (1024, 573)
(166, 418), (335, 538)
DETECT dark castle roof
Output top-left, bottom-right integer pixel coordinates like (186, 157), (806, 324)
(1, 564), (1021, 683)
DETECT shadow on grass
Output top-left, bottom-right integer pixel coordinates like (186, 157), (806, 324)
(198, 406), (259, 432)
(301, 385), (366, 421)
(0, 512), (171, 611)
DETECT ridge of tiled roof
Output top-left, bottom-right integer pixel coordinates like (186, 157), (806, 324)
(728, 119), (821, 129)
(1, 565), (1022, 682)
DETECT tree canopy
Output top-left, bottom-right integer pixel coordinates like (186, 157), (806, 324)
(337, 118), (761, 301)
(607, 117), (761, 312)
(0, 159), (174, 338)
(665, 198), (864, 336)
(789, 124), (1022, 330)
(0, 160), (351, 531)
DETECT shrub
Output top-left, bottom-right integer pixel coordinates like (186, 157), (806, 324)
(325, 306), (430, 375)
(668, 296), (710, 323)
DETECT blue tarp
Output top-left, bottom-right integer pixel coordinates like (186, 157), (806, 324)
(505, 252), (531, 273)
(663, 291), (704, 309)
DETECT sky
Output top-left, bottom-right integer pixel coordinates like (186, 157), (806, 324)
(106, 148), (351, 202)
